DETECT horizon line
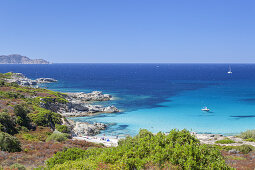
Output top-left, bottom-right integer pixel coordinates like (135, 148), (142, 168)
(50, 62), (255, 64)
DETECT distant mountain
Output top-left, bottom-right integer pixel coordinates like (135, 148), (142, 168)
(0, 54), (50, 64)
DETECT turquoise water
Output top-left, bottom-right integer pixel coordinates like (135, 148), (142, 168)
(72, 80), (255, 136)
(1, 64), (255, 136)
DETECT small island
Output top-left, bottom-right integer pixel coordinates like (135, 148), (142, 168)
(0, 54), (50, 64)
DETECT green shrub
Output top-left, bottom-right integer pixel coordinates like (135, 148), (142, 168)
(244, 138), (255, 142)
(215, 138), (235, 144)
(38, 96), (68, 105)
(0, 132), (21, 152)
(238, 144), (253, 154)
(0, 80), (5, 86)
(14, 105), (31, 128)
(56, 124), (71, 133)
(0, 112), (17, 135)
(10, 163), (26, 170)
(29, 107), (62, 128)
(22, 133), (38, 141)
(240, 130), (255, 139)
(10, 82), (19, 87)
(46, 129), (231, 169)
(46, 132), (69, 142)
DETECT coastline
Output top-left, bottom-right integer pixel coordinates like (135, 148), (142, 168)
(7, 72), (255, 148)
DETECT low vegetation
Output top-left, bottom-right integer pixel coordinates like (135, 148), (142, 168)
(244, 138), (255, 142)
(56, 124), (71, 133)
(215, 144), (254, 154)
(0, 132), (21, 152)
(9, 163), (26, 170)
(0, 72), (70, 155)
(46, 129), (232, 169)
(240, 129), (255, 140)
(215, 138), (235, 144)
(46, 131), (70, 142)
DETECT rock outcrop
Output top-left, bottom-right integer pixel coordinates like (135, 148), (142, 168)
(6, 73), (57, 86)
(66, 91), (112, 101)
(63, 119), (107, 136)
(36, 78), (57, 83)
(193, 132), (255, 147)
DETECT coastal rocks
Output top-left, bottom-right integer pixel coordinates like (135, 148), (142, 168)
(61, 118), (107, 136)
(193, 132), (255, 147)
(94, 122), (107, 130)
(39, 94), (119, 117)
(67, 91), (112, 101)
(72, 121), (107, 136)
(36, 78), (57, 83)
(7, 73), (57, 87)
(72, 103), (89, 112)
(103, 106), (119, 113)
(49, 91), (119, 117)
(228, 149), (240, 154)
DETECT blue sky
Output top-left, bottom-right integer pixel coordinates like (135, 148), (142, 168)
(0, 0), (254, 63)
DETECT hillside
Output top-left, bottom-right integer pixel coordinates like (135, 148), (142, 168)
(0, 54), (50, 64)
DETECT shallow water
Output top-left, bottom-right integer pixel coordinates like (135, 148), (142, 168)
(1, 63), (255, 136)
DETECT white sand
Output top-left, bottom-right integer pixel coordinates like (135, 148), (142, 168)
(73, 136), (119, 147)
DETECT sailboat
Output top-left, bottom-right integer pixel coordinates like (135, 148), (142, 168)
(201, 106), (210, 112)
(227, 66), (232, 74)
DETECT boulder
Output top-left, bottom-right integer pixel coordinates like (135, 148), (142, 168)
(72, 122), (107, 136)
(103, 106), (119, 113)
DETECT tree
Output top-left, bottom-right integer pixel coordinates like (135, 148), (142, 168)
(14, 105), (31, 128)
(0, 112), (17, 135)
(0, 132), (21, 152)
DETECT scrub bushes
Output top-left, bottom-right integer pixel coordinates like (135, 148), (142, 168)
(29, 107), (61, 128)
(0, 112), (17, 135)
(240, 129), (255, 139)
(46, 129), (231, 169)
(10, 163), (26, 170)
(46, 131), (69, 142)
(238, 144), (254, 154)
(215, 138), (235, 144)
(0, 132), (21, 152)
(56, 124), (71, 133)
(14, 105), (31, 129)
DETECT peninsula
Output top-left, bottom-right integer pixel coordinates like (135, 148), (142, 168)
(0, 54), (50, 64)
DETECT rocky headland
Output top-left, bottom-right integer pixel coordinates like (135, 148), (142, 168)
(5, 72), (119, 136)
(0, 54), (50, 64)
(39, 91), (119, 136)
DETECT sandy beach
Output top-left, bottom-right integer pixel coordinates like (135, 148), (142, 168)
(73, 136), (119, 147)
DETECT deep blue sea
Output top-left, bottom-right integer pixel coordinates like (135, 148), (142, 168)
(1, 63), (255, 136)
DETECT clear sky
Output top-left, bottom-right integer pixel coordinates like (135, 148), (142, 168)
(0, 0), (254, 63)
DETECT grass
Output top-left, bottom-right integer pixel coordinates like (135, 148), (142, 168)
(240, 130), (255, 139)
(244, 138), (255, 142)
(225, 156), (246, 161)
(215, 138), (235, 144)
(215, 144), (254, 154)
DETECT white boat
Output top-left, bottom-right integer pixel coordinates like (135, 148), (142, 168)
(227, 66), (232, 74)
(201, 106), (210, 112)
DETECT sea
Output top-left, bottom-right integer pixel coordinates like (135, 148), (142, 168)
(1, 63), (255, 136)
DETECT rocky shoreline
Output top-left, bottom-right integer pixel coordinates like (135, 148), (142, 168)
(6, 72), (57, 86)
(7, 73), (120, 136)
(194, 133), (255, 147)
